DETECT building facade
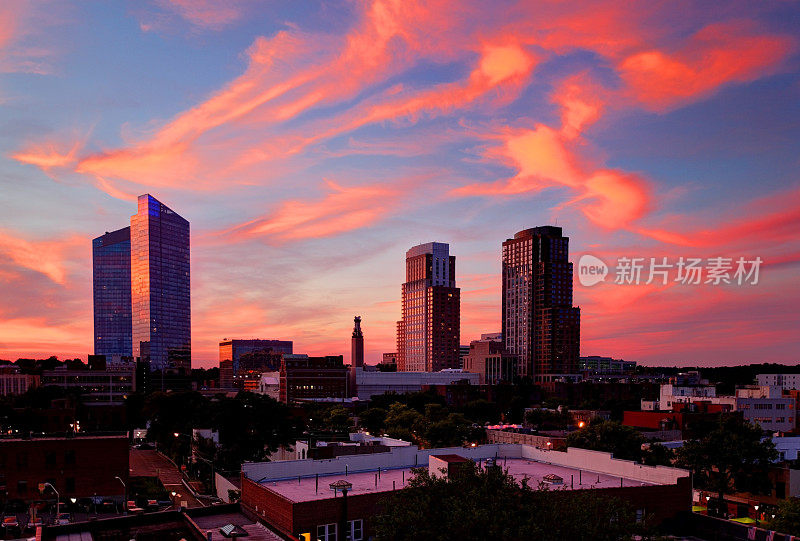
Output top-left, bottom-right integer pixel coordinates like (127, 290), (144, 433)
(758, 374), (800, 391)
(735, 386), (796, 433)
(219, 339), (293, 389)
(279, 355), (348, 404)
(40, 365), (136, 406)
(462, 339), (519, 385)
(353, 368), (479, 400)
(0, 367), (39, 396)
(502, 227), (580, 381)
(0, 434), (129, 504)
(130, 194), (191, 372)
(579, 356), (636, 375)
(92, 227), (133, 357)
(396, 242), (460, 372)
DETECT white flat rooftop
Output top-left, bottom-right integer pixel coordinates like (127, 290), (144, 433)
(258, 458), (655, 503)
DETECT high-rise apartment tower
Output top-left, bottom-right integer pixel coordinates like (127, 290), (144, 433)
(396, 242), (460, 372)
(502, 226), (580, 381)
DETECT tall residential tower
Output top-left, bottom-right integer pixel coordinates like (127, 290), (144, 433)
(502, 226), (580, 381)
(396, 242), (460, 372)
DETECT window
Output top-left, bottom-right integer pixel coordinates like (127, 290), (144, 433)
(17, 453), (27, 468)
(347, 519), (363, 541)
(65, 450), (76, 465)
(17, 480), (27, 495)
(635, 509), (645, 523)
(317, 523), (337, 541)
(66, 478), (75, 493)
(45, 452), (57, 467)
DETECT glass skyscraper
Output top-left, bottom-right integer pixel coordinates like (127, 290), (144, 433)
(93, 227), (132, 357)
(130, 194), (191, 372)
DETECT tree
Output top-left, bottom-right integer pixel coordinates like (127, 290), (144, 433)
(676, 415), (777, 513)
(525, 408), (571, 431)
(641, 443), (675, 466)
(360, 407), (387, 434)
(373, 463), (648, 540)
(424, 413), (471, 447)
(324, 406), (352, 432)
(769, 497), (800, 536)
(565, 420), (645, 461)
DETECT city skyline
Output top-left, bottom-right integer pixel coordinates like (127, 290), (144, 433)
(1, 1), (799, 367)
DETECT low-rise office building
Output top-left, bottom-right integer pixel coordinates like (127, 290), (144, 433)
(0, 367), (39, 396)
(241, 442), (691, 540)
(40, 364), (136, 406)
(353, 368), (479, 401)
(462, 339), (518, 384)
(280, 355), (348, 404)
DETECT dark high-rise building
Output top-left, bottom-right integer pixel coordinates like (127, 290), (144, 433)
(131, 194), (191, 372)
(93, 227), (132, 357)
(502, 226), (580, 382)
(396, 242), (460, 372)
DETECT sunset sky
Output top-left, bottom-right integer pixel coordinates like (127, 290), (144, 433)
(1, 1), (799, 367)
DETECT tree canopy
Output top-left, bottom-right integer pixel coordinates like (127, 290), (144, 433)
(374, 462), (649, 541)
(676, 415), (777, 510)
(565, 420), (646, 461)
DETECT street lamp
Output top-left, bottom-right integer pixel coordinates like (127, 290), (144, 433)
(39, 482), (60, 519)
(114, 476), (127, 514)
(754, 504), (760, 526)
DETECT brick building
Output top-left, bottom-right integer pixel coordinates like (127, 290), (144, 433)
(279, 355), (348, 404)
(0, 434), (129, 504)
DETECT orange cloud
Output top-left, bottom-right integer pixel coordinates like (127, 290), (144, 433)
(12, 140), (82, 170)
(453, 123), (650, 230)
(620, 21), (795, 110)
(224, 178), (408, 242)
(0, 229), (83, 284)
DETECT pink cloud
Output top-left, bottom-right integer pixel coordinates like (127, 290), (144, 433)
(619, 20), (795, 110)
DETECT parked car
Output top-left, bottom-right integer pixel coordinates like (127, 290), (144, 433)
(56, 513), (71, 525)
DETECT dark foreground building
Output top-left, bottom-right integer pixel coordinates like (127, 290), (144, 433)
(0, 434), (129, 505)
